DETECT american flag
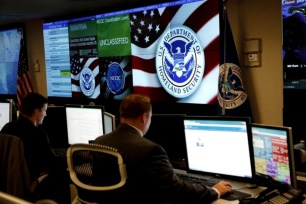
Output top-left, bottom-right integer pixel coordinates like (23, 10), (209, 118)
(70, 56), (100, 99)
(130, 0), (220, 104)
(17, 37), (33, 110)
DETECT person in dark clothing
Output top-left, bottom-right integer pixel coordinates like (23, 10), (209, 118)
(94, 94), (233, 204)
(0, 92), (70, 203)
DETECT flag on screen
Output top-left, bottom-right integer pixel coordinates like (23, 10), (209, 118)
(17, 37), (33, 110)
(130, 0), (220, 104)
(217, 1), (253, 119)
(70, 56), (100, 99)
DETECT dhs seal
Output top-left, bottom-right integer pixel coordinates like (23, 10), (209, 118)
(156, 25), (204, 98)
(218, 63), (247, 109)
(80, 67), (95, 97)
(106, 62), (125, 95)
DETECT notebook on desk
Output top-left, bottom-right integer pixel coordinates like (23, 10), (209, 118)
(178, 116), (256, 200)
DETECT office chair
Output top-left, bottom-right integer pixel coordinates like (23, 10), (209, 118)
(66, 143), (127, 204)
(294, 140), (306, 172)
(0, 133), (49, 201)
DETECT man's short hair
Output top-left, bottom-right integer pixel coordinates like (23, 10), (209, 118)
(120, 94), (151, 119)
(21, 92), (48, 116)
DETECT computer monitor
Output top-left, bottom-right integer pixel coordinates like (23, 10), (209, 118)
(42, 106), (69, 148)
(0, 100), (12, 130)
(183, 116), (255, 183)
(103, 112), (116, 134)
(65, 105), (105, 145)
(144, 114), (187, 170)
(251, 123), (296, 187)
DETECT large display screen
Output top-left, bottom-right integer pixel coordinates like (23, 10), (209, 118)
(43, 0), (220, 104)
(282, 0), (306, 89)
(0, 27), (23, 95)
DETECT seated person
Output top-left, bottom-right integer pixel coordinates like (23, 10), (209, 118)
(0, 92), (70, 203)
(94, 94), (233, 204)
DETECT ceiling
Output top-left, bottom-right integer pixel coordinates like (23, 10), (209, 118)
(0, 0), (164, 26)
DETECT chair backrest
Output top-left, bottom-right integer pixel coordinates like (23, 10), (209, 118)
(66, 143), (127, 203)
(0, 133), (31, 199)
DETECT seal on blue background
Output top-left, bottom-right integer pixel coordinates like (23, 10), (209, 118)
(106, 62), (125, 95)
(80, 67), (95, 97)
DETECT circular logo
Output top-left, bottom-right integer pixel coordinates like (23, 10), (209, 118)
(155, 25), (205, 98)
(80, 67), (95, 97)
(218, 63), (247, 109)
(106, 62), (125, 95)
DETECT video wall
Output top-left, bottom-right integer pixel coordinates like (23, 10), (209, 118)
(0, 27), (23, 95)
(43, 0), (220, 105)
(282, 0), (306, 89)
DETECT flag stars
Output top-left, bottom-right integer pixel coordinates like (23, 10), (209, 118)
(144, 36), (150, 43)
(132, 14), (137, 20)
(130, 21), (134, 26)
(137, 28), (142, 34)
(134, 35), (139, 42)
(155, 24), (160, 33)
(148, 24), (153, 32)
(143, 10), (147, 16)
(150, 10), (155, 17)
(140, 20), (145, 26)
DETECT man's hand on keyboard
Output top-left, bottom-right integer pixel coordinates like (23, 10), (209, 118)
(212, 181), (233, 197)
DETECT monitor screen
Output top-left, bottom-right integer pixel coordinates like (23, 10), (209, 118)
(251, 123), (296, 187)
(183, 116), (255, 182)
(0, 26), (23, 95)
(144, 114), (187, 169)
(42, 106), (68, 148)
(43, 0), (220, 105)
(282, 1), (306, 89)
(103, 111), (116, 134)
(65, 105), (105, 144)
(0, 101), (12, 130)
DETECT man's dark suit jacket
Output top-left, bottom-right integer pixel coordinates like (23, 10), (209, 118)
(94, 123), (219, 204)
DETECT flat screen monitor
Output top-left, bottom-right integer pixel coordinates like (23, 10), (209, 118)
(144, 114), (187, 169)
(42, 106), (68, 148)
(65, 105), (105, 144)
(282, 1), (306, 89)
(43, 0), (220, 105)
(251, 123), (296, 187)
(0, 26), (24, 95)
(103, 112), (116, 134)
(183, 116), (255, 183)
(0, 101), (12, 130)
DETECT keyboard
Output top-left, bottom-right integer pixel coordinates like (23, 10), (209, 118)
(177, 173), (219, 187)
(221, 190), (251, 201)
(177, 173), (252, 201)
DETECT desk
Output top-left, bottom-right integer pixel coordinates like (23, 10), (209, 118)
(213, 173), (306, 204)
(212, 179), (264, 204)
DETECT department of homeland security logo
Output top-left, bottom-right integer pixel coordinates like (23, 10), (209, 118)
(80, 67), (95, 97)
(106, 62), (125, 95)
(218, 63), (247, 109)
(156, 26), (204, 98)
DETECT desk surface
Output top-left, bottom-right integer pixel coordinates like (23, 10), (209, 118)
(174, 169), (306, 204)
(213, 174), (306, 204)
(212, 179), (263, 204)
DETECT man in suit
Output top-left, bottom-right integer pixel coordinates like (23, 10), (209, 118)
(1, 92), (70, 203)
(94, 94), (233, 204)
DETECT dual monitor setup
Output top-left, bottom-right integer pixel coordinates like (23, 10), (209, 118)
(145, 114), (297, 188)
(42, 105), (116, 149)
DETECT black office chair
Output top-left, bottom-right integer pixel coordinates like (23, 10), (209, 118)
(66, 143), (127, 204)
(0, 133), (49, 202)
(294, 140), (306, 172)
